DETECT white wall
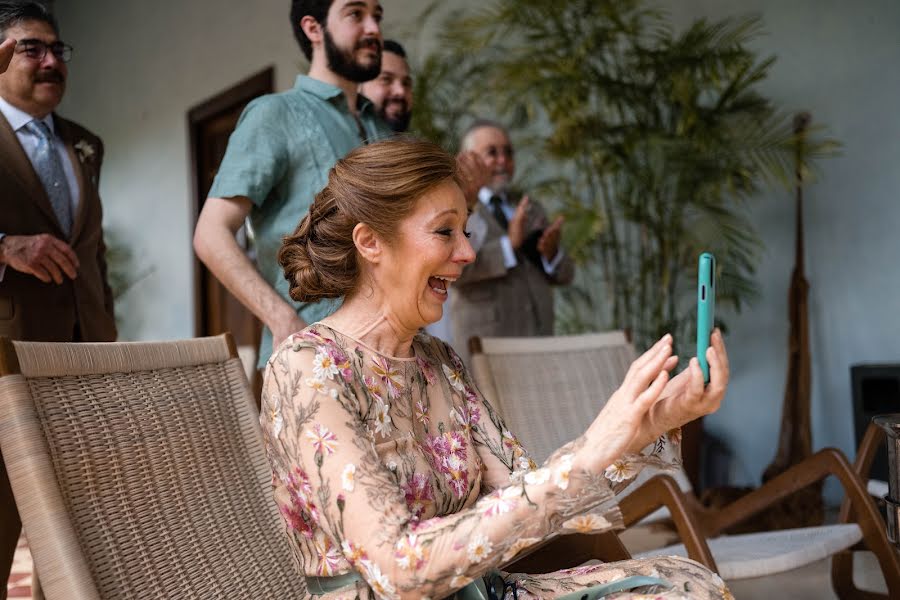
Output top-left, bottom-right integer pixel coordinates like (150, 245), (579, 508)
(53, 0), (431, 340)
(659, 0), (900, 497)
(54, 1), (900, 498)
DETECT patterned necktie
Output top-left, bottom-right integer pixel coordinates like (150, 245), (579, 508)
(25, 119), (73, 236)
(489, 194), (509, 230)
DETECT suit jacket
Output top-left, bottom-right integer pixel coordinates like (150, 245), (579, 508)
(0, 112), (116, 341)
(449, 192), (574, 363)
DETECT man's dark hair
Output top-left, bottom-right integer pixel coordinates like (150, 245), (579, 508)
(0, 1), (59, 41)
(290, 0), (333, 61)
(383, 39), (406, 59)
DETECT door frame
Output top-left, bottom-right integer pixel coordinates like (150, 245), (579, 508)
(187, 67), (274, 337)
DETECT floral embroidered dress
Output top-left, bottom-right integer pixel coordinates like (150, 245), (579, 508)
(261, 324), (731, 599)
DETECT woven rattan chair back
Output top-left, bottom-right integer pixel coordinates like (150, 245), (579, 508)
(0, 335), (305, 600)
(469, 331), (636, 464)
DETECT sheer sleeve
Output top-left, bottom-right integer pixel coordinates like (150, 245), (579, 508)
(444, 341), (683, 516)
(263, 339), (625, 600)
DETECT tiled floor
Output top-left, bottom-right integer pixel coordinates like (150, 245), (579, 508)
(7, 536), (31, 599)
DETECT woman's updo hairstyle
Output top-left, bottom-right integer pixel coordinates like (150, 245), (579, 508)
(279, 137), (463, 303)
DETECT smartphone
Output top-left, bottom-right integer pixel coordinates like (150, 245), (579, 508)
(696, 252), (716, 384)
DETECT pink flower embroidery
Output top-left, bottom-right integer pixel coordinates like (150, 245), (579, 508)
(327, 344), (353, 383)
(403, 472), (434, 518)
(372, 355), (403, 399)
(415, 399), (431, 427)
(416, 356), (437, 385)
(306, 423), (338, 456)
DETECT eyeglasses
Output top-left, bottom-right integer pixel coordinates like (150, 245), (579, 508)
(481, 145), (515, 160)
(15, 40), (73, 63)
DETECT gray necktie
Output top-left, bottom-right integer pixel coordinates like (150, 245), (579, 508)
(25, 119), (73, 236)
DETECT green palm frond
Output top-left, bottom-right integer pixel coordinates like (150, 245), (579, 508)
(411, 0), (839, 351)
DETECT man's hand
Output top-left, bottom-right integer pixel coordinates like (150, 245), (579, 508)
(508, 195), (530, 249)
(456, 151), (490, 211)
(537, 216), (564, 260)
(0, 38), (14, 74)
(0, 234), (80, 284)
(271, 311), (308, 351)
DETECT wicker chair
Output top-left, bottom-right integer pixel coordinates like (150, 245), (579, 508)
(0, 334), (305, 600)
(469, 331), (900, 598)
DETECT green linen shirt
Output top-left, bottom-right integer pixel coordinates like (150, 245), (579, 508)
(208, 75), (391, 367)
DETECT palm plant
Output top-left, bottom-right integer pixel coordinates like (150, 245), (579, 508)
(411, 0), (837, 353)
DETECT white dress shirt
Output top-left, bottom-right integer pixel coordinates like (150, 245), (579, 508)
(469, 186), (564, 273)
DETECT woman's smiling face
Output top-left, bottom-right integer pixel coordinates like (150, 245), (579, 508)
(373, 180), (475, 330)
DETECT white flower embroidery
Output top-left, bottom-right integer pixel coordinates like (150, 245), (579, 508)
(74, 139), (95, 163)
(341, 463), (356, 492)
(306, 377), (326, 392)
(562, 513), (612, 533)
(442, 363), (466, 392)
(467, 533), (493, 563)
(553, 454), (574, 490)
(312, 350), (339, 380)
(524, 468), (550, 486)
(450, 575), (472, 589)
(604, 458), (638, 482)
(373, 398), (393, 436)
(361, 560), (398, 599)
(268, 393), (283, 439)
(477, 487), (520, 516)
(394, 533), (426, 570)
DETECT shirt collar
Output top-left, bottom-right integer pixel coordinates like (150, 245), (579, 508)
(479, 186), (507, 206)
(0, 96), (54, 134)
(294, 74), (375, 114)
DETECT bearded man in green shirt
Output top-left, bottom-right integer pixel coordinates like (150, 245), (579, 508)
(194, 0), (391, 368)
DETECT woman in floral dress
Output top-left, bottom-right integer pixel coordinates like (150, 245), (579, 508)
(261, 138), (732, 599)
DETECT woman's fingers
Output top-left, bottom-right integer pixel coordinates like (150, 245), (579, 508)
(625, 341), (672, 396)
(636, 369), (669, 409)
(686, 357), (705, 400)
(706, 344), (728, 402)
(629, 334), (672, 373)
(710, 329), (730, 382)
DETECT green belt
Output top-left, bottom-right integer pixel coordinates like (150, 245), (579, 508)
(306, 570), (670, 599)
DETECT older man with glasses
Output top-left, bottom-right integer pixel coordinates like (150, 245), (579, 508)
(0, 2), (117, 596)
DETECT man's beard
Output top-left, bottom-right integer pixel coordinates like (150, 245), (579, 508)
(379, 99), (411, 133)
(324, 29), (382, 83)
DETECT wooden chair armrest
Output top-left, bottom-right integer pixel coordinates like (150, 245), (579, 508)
(852, 422), (885, 479)
(618, 474), (718, 572)
(703, 448), (900, 597)
(501, 531), (630, 574)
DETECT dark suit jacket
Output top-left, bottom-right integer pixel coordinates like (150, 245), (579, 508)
(450, 192), (574, 363)
(0, 112), (116, 341)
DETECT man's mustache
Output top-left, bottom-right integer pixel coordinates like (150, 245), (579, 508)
(356, 37), (382, 52)
(384, 98), (408, 110)
(34, 70), (65, 84)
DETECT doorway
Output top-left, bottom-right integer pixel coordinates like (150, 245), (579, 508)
(188, 67), (274, 399)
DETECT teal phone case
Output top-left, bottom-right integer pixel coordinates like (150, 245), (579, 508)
(696, 252), (716, 383)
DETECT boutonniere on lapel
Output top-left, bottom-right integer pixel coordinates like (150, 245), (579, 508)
(74, 139), (97, 164)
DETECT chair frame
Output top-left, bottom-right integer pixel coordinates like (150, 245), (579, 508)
(0, 333), (304, 600)
(470, 333), (900, 599)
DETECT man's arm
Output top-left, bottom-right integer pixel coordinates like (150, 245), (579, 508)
(193, 196), (305, 348)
